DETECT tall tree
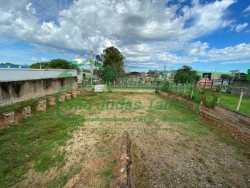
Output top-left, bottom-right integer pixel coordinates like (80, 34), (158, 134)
(229, 69), (239, 79)
(97, 46), (125, 81)
(234, 73), (247, 81)
(174, 65), (200, 83)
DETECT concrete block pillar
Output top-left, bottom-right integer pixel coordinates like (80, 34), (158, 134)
(3, 112), (15, 125)
(36, 100), (46, 112)
(48, 96), (56, 106)
(59, 93), (66, 102)
(21, 106), (31, 118)
(72, 90), (77, 98)
(65, 93), (71, 100)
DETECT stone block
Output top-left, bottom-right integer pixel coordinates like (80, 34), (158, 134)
(48, 96), (56, 106)
(3, 112), (15, 125)
(71, 90), (77, 98)
(59, 94), (65, 102)
(36, 100), (46, 112)
(65, 93), (71, 100)
(21, 106), (31, 118)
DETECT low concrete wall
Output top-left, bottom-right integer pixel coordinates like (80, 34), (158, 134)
(0, 77), (77, 107)
(115, 131), (132, 188)
(158, 91), (250, 143)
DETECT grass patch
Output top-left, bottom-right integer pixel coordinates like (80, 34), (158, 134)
(0, 103), (80, 187)
(99, 159), (116, 188)
(219, 93), (250, 116)
(160, 170), (168, 178)
(48, 167), (81, 188)
(176, 122), (207, 139)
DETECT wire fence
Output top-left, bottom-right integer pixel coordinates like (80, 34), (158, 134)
(81, 78), (249, 116)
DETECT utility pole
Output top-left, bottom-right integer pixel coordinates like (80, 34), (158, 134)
(90, 51), (93, 86)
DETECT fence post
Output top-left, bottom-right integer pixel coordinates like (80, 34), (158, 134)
(183, 84), (186, 97)
(236, 88), (244, 112)
(190, 85), (194, 100)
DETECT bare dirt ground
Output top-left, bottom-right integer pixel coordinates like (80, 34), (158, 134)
(14, 92), (250, 187)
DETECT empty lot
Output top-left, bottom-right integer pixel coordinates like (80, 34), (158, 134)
(0, 92), (249, 187)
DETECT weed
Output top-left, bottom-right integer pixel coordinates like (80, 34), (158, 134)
(160, 170), (168, 178)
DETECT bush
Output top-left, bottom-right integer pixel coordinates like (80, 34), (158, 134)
(198, 88), (219, 108)
(204, 92), (219, 108)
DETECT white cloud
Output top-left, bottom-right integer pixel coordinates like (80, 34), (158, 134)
(0, 0), (235, 51)
(243, 5), (250, 13)
(207, 43), (250, 61)
(0, 0), (249, 70)
(31, 57), (47, 62)
(41, 58), (47, 61)
(235, 23), (248, 32)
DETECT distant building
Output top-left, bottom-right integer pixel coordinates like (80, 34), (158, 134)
(126, 71), (142, 77)
(0, 65), (29, 69)
(197, 71), (232, 80)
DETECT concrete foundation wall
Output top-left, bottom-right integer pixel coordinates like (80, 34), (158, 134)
(0, 77), (77, 107)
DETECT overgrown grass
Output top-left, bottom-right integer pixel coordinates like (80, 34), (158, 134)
(219, 93), (250, 116)
(0, 103), (80, 187)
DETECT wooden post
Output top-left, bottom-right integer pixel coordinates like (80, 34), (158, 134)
(183, 84), (186, 97)
(190, 86), (194, 100)
(236, 88), (244, 112)
(90, 51), (93, 86)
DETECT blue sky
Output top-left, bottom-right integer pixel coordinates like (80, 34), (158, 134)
(0, 0), (249, 73)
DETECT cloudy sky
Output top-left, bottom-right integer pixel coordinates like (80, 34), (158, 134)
(0, 0), (249, 72)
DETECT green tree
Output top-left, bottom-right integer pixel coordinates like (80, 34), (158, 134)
(0, 62), (17, 66)
(229, 69), (239, 79)
(229, 70), (248, 81)
(96, 46), (125, 81)
(234, 72), (247, 81)
(147, 69), (154, 76)
(49, 59), (71, 69)
(174, 65), (200, 83)
(221, 74), (233, 80)
(29, 61), (50, 69)
(30, 59), (78, 69)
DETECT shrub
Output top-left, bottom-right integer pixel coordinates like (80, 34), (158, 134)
(198, 88), (220, 108)
(161, 81), (170, 92)
(204, 92), (219, 108)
